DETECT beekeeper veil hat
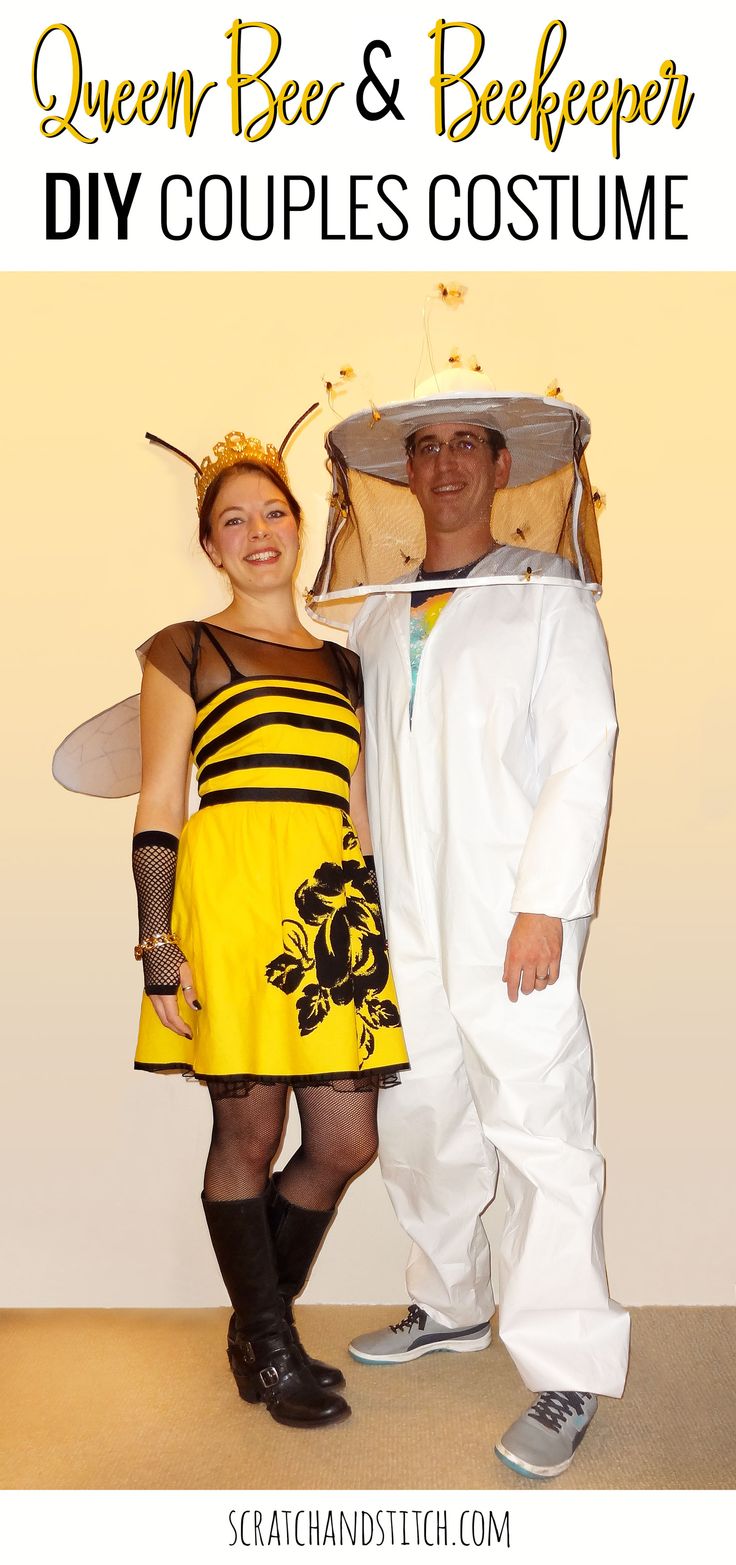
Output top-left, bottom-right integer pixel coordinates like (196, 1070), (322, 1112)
(308, 366), (602, 630)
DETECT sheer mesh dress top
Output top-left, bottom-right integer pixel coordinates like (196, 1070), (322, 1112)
(134, 621), (407, 1094)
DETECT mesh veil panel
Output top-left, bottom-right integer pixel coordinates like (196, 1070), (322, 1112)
(309, 458), (602, 631)
(570, 455), (603, 585)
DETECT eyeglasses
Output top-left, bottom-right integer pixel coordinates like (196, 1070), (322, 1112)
(411, 434), (492, 461)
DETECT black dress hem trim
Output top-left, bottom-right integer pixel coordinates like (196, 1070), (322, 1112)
(134, 1062), (408, 1086)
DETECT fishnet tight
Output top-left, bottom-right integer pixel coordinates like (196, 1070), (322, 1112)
(203, 1081), (379, 1210)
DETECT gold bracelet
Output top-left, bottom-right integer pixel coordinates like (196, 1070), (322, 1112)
(134, 931), (178, 961)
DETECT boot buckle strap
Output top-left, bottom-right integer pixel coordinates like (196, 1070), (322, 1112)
(242, 1340), (256, 1366)
(259, 1364), (280, 1390)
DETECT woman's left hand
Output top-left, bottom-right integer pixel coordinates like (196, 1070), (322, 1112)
(149, 959), (201, 1037)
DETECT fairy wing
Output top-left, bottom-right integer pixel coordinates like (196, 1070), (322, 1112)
(52, 694), (142, 797)
(51, 637), (156, 798)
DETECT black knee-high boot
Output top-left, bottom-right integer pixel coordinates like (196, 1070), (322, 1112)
(266, 1176), (345, 1389)
(227, 1179), (345, 1390)
(202, 1191), (350, 1427)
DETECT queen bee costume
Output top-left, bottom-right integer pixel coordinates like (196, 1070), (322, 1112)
(134, 615), (404, 1086)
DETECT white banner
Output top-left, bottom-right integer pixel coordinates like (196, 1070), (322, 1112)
(2, 1489), (733, 1565)
(4, 0), (734, 270)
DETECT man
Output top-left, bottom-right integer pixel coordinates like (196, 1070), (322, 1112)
(326, 379), (630, 1479)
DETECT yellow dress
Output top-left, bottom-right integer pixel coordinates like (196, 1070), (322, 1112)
(135, 622), (407, 1085)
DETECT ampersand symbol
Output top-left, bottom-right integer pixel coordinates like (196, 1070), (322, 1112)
(356, 40), (404, 121)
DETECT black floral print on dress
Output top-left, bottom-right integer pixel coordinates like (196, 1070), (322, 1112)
(265, 822), (400, 1065)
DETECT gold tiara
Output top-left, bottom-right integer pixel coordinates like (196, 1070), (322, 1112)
(196, 432), (288, 511)
(145, 403), (319, 516)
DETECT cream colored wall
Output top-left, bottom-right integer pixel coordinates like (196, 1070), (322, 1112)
(2, 271), (734, 1306)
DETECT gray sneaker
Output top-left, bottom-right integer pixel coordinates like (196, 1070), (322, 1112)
(349, 1303), (492, 1364)
(495, 1391), (598, 1479)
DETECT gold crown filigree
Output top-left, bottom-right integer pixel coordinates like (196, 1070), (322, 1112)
(196, 431), (289, 512)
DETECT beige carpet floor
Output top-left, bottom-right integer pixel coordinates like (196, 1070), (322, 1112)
(1, 1307), (733, 1490)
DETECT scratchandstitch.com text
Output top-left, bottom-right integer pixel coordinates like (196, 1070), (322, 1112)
(227, 1507), (511, 1549)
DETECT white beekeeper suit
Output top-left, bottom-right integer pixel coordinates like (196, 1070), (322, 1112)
(349, 553), (628, 1394)
(311, 375), (630, 1396)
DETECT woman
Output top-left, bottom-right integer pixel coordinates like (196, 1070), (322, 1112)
(133, 429), (408, 1429)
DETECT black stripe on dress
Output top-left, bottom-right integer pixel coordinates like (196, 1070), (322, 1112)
(197, 753), (352, 788)
(195, 710), (359, 768)
(193, 682), (355, 747)
(199, 787), (350, 811)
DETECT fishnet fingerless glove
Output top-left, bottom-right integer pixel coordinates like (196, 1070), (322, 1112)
(132, 829), (186, 995)
(363, 854), (381, 906)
